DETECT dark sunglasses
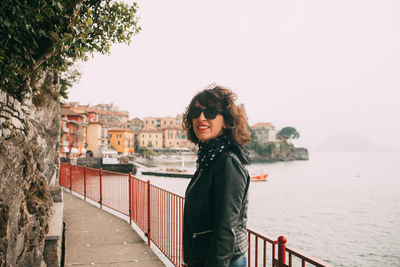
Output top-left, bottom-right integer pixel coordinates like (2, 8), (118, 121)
(189, 107), (220, 120)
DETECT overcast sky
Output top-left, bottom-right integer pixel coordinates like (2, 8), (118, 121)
(69, 0), (400, 150)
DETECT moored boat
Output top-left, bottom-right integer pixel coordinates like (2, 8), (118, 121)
(250, 173), (268, 182)
(141, 168), (193, 178)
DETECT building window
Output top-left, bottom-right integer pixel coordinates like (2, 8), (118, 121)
(118, 141), (120, 145)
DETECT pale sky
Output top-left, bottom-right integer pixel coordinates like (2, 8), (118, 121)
(69, 0), (400, 150)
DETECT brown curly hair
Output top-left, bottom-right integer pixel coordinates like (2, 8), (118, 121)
(183, 85), (251, 145)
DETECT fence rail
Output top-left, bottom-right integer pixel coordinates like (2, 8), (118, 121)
(59, 163), (331, 267)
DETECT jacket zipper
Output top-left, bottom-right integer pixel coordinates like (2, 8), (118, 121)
(192, 230), (213, 238)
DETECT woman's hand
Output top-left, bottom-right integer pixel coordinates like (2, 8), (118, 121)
(181, 264), (188, 267)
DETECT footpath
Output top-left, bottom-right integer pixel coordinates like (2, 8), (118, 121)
(63, 192), (165, 266)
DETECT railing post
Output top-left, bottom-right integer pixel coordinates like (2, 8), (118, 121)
(147, 180), (151, 247)
(128, 172), (132, 225)
(99, 168), (103, 208)
(248, 232), (251, 267)
(84, 165), (87, 200)
(69, 163), (72, 193)
(278, 236), (287, 267)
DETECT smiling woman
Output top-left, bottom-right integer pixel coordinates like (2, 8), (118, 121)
(181, 85), (252, 267)
(183, 85), (251, 146)
(190, 104), (225, 142)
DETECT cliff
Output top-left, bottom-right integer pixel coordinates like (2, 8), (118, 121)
(0, 72), (60, 266)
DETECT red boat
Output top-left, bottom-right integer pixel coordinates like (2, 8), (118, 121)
(250, 173), (268, 182)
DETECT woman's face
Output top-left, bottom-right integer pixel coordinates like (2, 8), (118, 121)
(191, 102), (225, 142)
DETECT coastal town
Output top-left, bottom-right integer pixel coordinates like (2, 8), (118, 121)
(60, 102), (281, 160)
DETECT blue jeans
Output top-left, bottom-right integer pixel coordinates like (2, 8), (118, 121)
(229, 253), (247, 267)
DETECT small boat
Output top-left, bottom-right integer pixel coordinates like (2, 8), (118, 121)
(250, 173), (268, 182)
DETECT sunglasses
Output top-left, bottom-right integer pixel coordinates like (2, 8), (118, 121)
(189, 107), (220, 120)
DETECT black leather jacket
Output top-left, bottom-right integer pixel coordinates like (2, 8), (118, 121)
(183, 150), (250, 267)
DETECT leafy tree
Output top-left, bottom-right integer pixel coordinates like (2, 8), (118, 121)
(0, 0), (141, 100)
(277, 126), (300, 143)
(256, 142), (275, 157)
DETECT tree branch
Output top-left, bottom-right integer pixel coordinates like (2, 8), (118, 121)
(32, 0), (84, 71)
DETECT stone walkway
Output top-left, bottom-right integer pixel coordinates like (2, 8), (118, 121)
(63, 193), (165, 266)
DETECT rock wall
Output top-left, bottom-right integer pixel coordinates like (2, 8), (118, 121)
(0, 72), (60, 266)
(249, 143), (309, 162)
(293, 147), (309, 160)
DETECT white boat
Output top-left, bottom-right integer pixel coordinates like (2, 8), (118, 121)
(102, 150), (119, 164)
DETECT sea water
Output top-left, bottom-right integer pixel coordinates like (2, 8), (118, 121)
(137, 152), (400, 267)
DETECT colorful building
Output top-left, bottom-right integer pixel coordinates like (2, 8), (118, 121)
(60, 107), (87, 158)
(162, 126), (190, 148)
(128, 117), (144, 133)
(108, 128), (135, 156)
(143, 116), (176, 130)
(86, 122), (108, 157)
(138, 128), (163, 149)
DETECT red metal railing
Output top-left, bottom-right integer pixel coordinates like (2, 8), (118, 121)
(59, 163), (331, 267)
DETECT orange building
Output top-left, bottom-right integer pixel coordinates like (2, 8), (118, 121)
(108, 128), (135, 156)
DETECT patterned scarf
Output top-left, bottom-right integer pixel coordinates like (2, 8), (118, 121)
(196, 135), (251, 168)
(196, 135), (231, 169)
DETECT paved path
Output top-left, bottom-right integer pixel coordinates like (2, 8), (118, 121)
(63, 192), (165, 266)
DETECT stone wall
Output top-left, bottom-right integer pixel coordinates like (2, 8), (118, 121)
(76, 158), (102, 169)
(294, 147), (309, 160)
(249, 143), (309, 162)
(0, 72), (60, 266)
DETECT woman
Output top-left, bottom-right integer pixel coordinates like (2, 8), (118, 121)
(182, 85), (251, 267)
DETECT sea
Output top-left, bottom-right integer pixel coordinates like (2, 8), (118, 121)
(135, 152), (400, 267)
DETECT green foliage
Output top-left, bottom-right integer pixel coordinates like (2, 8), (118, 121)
(277, 126), (300, 141)
(257, 142), (275, 156)
(138, 147), (157, 158)
(0, 0), (141, 100)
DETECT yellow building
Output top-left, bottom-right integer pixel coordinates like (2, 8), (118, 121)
(108, 128), (135, 155)
(138, 128), (163, 149)
(162, 126), (189, 148)
(143, 116), (176, 130)
(86, 122), (108, 157)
